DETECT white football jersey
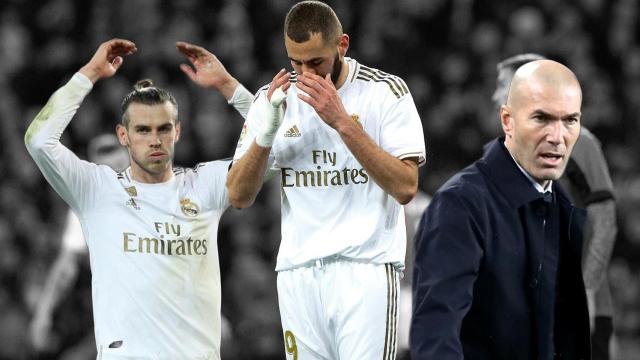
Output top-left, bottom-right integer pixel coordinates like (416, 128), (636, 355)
(234, 58), (426, 271)
(26, 73), (229, 360)
(62, 210), (87, 253)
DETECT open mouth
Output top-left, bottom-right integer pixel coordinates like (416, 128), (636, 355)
(539, 152), (563, 166)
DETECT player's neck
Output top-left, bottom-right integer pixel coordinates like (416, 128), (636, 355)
(130, 163), (174, 184)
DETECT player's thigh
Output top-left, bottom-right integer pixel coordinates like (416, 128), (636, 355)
(333, 263), (400, 360)
(281, 329), (332, 360)
(277, 269), (334, 360)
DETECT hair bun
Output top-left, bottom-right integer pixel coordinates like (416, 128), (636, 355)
(134, 79), (154, 90)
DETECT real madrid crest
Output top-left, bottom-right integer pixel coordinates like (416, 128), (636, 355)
(125, 186), (137, 197)
(180, 198), (200, 217)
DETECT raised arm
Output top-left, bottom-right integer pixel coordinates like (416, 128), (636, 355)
(25, 39), (136, 210)
(26, 38), (136, 145)
(226, 70), (290, 208)
(176, 41), (253, 119)
(296, 72), (420, 204)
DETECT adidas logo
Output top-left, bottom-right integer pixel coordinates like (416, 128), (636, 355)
(125, 198), (140, 210)
(284, 125), (302, 138)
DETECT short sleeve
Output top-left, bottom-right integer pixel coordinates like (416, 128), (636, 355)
(227, 84), (254, 119)
(379, 91), (426, 166)
(194, 160), (232, 210)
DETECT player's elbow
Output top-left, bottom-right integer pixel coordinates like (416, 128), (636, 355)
(228, 195), (255, 209)
(396, 192), (416, 205)
(24, 116), (52, 153)
(226, 184), (256, 209)
(395, 183), (418, 205)
(394, 159), (420, 205)
(24, 127), (38, 151)
(24, 127), (45, 158)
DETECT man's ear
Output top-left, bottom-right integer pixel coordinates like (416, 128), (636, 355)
(174, 121), (181, 143)
(500, 105), (514, 138)
(116, 124), (128, 146)
(338, 34), (349, 57)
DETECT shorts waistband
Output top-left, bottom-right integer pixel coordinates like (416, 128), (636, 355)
(308, 255), (364, 268)
(290, 256), (401, 270)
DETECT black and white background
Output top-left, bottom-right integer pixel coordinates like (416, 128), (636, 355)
(0, 0), (638, 359)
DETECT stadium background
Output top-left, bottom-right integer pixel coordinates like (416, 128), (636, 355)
(0, 0), (639, 359)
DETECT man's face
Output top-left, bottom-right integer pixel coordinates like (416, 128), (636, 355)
(285, 32), (343, 84)
(502, 81), (582, 185)
(492, 68), (514, 110)
(117, 102), (180, 178)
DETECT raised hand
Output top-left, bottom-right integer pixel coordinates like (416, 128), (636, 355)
(296, 72), (350, 130)
(176, 41), (239, 99)
(255, 69), (291, 148)
(267, 68), (292, 102)
(79, 39), (137, 84)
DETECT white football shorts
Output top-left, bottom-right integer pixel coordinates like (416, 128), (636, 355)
(277, 257), (400, 359)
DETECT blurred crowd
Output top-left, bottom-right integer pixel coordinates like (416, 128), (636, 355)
(0, 0), (638, 359)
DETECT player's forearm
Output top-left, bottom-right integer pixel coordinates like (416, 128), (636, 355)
(582, 200), (617, 290)
(215, 76), (241, 103)
(227, 83), (254, 119)
(226, 141), (272, 208)
(24, 73), (94, 212)
(79, 64), (102, 84)
(335, 120), (418, 204)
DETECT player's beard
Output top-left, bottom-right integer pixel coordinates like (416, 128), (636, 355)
(330, 52), (342, 84)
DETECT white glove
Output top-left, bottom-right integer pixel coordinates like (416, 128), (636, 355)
(255, 86), (287, 148)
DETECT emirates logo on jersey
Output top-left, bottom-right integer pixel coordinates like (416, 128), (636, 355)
(180, 198), (200, 217)
(280, 149), (370, 187)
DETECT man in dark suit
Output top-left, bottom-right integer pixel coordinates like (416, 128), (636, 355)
(494, 54), (618, 360)
(410, 60), (591, 359)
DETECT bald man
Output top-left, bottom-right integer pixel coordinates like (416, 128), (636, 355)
(410, 60), (591, 359)
(493, 53), (617, 360)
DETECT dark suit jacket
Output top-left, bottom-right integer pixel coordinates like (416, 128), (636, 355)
(410, 138), (590, 360)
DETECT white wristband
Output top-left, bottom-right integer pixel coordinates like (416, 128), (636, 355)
(255, 87), (287, 148)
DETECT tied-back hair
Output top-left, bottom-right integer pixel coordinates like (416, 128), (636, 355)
(120, 79), (178, 127)
(284, 0), (342, 45)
